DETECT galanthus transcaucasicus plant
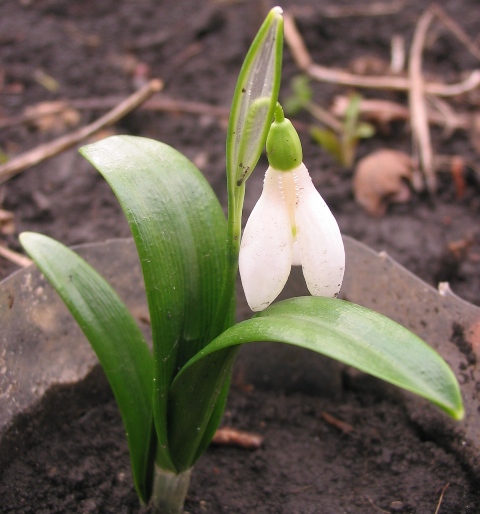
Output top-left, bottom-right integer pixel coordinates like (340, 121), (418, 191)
(19, 7), (463, 514)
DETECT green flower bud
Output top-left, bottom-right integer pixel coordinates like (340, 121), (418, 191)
(266, 103), (303, 171)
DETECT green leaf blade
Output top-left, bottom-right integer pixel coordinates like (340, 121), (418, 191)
(80, 135), (228, 471)
(173, 297), (464, 435)
(19, 232), (154, 503)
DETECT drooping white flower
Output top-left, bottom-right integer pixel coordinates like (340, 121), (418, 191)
(239, 105), (345, 311)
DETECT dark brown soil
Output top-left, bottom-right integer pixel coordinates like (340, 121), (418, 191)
(1, 0), (480, 512)
(1, 366), (479, 514)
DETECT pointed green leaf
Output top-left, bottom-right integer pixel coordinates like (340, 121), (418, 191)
(19, 232), (154, 503)
(170, 297), (463, 468)
(80, 136), (227, 471)
(310, 126), (343, 163)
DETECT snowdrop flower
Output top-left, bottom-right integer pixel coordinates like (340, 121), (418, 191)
(239, 105), (345, 311)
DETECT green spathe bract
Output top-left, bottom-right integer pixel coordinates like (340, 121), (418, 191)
(18, 6), (464, 514)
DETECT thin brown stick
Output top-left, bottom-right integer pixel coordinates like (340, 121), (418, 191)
(284, 12), (480, 97)
(0, 79), (163, 185)
(434, 483), (450, 514)
(0, 95), (229, 131)
(321, 411), (354, 434)
(0, 244), (32, 268)
(332, 95), (469, 130)
(390, 35), (406, 73)
(409, 7), (436, 193)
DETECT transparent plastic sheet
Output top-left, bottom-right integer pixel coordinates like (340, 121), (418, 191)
(0, 238), (148, 468)
(0, 237), (479, 472)
(342, 236), (480, 475)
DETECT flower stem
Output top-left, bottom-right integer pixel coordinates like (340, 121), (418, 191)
(149, 465), (192, 514)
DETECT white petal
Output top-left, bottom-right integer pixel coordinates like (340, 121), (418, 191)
(291, 240), (302, 266)
(239, 167), (293, 311)
(293, 164), (345, 297)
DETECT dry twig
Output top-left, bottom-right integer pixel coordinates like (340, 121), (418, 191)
(434, 483), (450, 514)
(320, 411), (354, 434)
(409, 7), (436, 193)
(331, 95), (469, 131)
(0, 96), (229, 131)
(0, 244), (32, 268)
(283, 12), (480, 97)
(0, 79), (163, 185)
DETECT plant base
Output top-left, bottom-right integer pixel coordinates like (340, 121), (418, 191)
(149, 465), (192, 514)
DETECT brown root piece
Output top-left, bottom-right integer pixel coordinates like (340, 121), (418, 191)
(320, 411), (354, 434)
(353, 150), (413, 216)
(211, 427), (263, 449)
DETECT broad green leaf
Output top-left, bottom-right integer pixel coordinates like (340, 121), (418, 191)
(170, 297), (463, 469)
(80, 136), (228, 471)
(19, 232), (154, 503)
(226, 7), (283, 189)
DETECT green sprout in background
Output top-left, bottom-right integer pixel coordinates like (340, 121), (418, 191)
(19, 7), (463, 514)
(284, 74), (375, 168)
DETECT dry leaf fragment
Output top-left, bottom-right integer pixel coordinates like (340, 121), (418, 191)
(25, 101), (81, 134)
(353, 149), (413, 216)
(0, 208), (15, 235)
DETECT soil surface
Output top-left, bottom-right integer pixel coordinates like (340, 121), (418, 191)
(1, 0), (480, 512)
(0, 367), (479, 514)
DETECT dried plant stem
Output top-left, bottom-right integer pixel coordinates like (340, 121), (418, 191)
(332, 96), (469, 131)
(409, 8), (436, 193)
(0, 96), (229, 131)
(0, 79), (163, 185)
(0, 244), (32, 268)
(434, 483), (450, 514)
(283, 12), (480, 97)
